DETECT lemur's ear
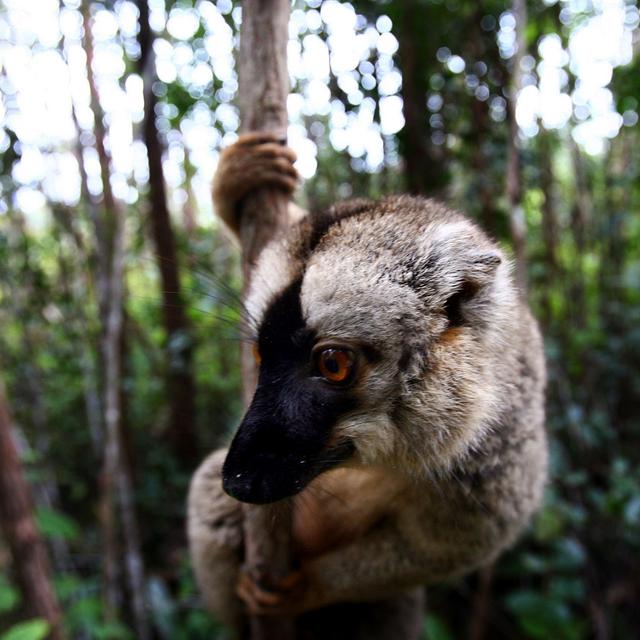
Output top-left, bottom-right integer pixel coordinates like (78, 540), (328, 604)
(467, 251), (502, 285)
(445, 251), (502, 327)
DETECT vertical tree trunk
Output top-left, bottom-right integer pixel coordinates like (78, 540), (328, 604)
(395, 2), (448, 195)
(81, 9), (149, 635)
(182, 145), (198, 238)
(1, 212), (72, 574)
(506, 0), (528, 298)
(236, 2), (294, 639)
(469, 564), (494, 640)
(136, 0), (198, 470)
(0, 384), (65, 640)
(468, 7), (500, 235)
(101, 203), (151, 640)
(569, 137), (590, 330)
(68, 105), (104, 456)
(81, 5), (116, 324)
(538, 130), (560, 326)
(79, 6), (120, 614)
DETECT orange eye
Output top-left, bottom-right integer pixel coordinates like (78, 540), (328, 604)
(252, 343), (261, 365)
(317, 348), (355, 384)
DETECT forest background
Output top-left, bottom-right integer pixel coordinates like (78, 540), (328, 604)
(0, 0), (638, 639)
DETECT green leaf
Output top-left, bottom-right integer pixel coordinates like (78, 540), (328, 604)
(0, 575), (20, 614)
(92, 622), (134, 640)
(505, 590), (584, 640)
(35, 506), (80, 541)
(423, 613), (454, 640)
(534, 505), (565, 540)
(0, 619), (51, 640)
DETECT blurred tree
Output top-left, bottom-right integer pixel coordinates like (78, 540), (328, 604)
(0, 384), (65, 640)
(136, 0), (199, 471)
(394, 1), (449, 195)
(506, 0), (528, 297)
(80, 6), (149, 635)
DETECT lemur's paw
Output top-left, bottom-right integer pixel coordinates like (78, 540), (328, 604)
(213, 132), (299, 228)
(236, 567), (315, 616)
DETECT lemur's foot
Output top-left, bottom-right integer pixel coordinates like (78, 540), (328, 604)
(213, 132), (299, 231)
(237, 567), (316, 616)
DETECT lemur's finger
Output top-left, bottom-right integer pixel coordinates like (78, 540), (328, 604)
(234, 131), (288, 147)
(236, 572), (282, 610)
(233, 155), (297, 178)
(252, 142), (298, 164)
(250, 172), (298, 194)
(234, 165), (297, 188)
(278, 569), (304, 591)
(217, 150), (298, 185)
(272, 157), (300, 180)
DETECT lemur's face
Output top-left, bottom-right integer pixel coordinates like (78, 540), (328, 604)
(223, 278), (360, 504)
(222, 198), (507, 504)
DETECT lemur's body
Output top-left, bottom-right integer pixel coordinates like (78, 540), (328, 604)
(188, 134), (547, 634)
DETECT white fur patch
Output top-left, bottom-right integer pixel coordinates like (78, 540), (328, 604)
(245, 239), (299, 332)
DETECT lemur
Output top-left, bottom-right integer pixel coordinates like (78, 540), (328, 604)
(188, 133), (548, 635)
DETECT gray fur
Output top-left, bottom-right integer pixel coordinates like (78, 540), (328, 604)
(188, 194), (547, 624)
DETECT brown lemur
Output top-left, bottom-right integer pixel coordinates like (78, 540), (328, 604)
(188, 133), (548, 631)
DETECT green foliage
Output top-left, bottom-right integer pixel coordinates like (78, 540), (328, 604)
(0, 577), (19, 615)
(423, 614), (454, 640)
(505, 589), (586, 640)
(64, 592), (132, 640)
(35, 507), (80, 542)
(0, 620), (50, 640)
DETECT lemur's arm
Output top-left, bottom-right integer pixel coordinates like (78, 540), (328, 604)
(238, 511), (496, 616)
(213, 132), (304, 237)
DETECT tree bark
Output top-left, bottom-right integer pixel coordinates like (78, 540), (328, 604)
(80, 5), (121, 616)
(236, 2), (294, 639)
(395, 2), (448, 195)
(569, 137), (590, 331)
(468, 7), (500, 235)
(538, 130), (560, 326)
(64, 28), (106, 458)
(136, 0), (198, 470)
(81, 10), (149, 634)
(81, 4), (115, 325)
(0, 383), (65, 640)
(506, 0), (528, 298)
(68, 92), (104, 457)
(469, 563), (495, 640)
(100, 198), (151, 640)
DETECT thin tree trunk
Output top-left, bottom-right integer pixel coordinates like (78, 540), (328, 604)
(101, 205), (151, 640)
(0, 383), (65, 640)
(136, 0), (198, 470)
(469, 564), (495, 640)
(569, 137), (590, 330)
(236, 2), (294, 638)
(19, 337), (71, 573)
(469, 7), (499, 235)
(395, 2), (447, 195)
(81, 9), (149, 634)
(63, 27), (106, 457)
(2, 212), (72, 574)
(182, 145), (198, 237)
(80, 5), (121, 615)
(539, 130), (560, 326)
(506, 0), (528, 298)
(81, 4), (115, 323)
(68, 92), (104, 456)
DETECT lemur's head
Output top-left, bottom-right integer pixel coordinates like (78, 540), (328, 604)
(222, 196), (516, 504)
